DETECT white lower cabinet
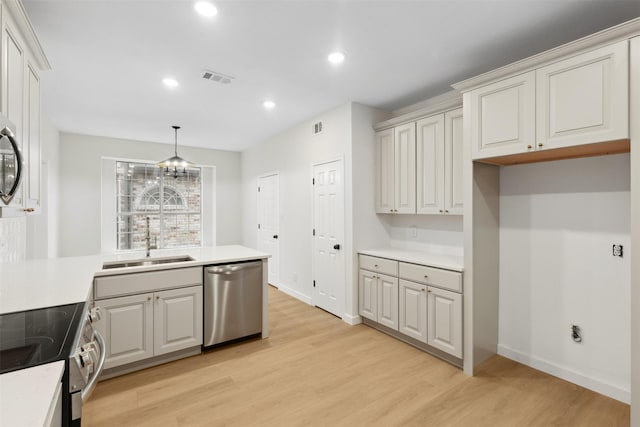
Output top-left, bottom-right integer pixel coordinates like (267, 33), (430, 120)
(95, 284), (202, 370)
(154, 286), (203, 356)
(358, 269), (398, 330)
(359, 254), (463, 361)
(97, 292), (154, 369)
(399, 279), (427, 343)
(427, 286), (463, 358)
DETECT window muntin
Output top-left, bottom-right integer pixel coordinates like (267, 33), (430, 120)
(115, 161), (201, 250)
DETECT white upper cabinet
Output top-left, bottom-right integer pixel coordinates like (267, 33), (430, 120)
(536, 40), (629, 150)
(416, 114), (444, 214)
(470, 72), (536, 159)
(416, 109), (464, 215)
(375, 123), (416, 214)
(375, 128), (395, 213)
(444, 108), (464, 215)
(0, 3), (48, 213)
(469, 40), (629, 161)
(393, 123), (416, 214)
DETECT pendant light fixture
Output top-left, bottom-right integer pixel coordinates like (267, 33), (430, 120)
(157, 125), (194, 178)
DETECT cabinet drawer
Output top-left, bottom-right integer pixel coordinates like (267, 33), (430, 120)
(359, 255), (398, 276)
(399, 262), (461, 293)
(94, 267), (203, 299)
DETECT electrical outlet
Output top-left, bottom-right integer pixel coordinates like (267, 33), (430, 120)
(571, 324), (582, 343)
(613, 244), (623, 257)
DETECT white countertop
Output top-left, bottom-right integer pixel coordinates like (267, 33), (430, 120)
(0, 245), (269, 314)
(0, 361), (65, 427)
(358, 248), (464, 272)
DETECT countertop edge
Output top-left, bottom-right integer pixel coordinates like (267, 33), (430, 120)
(358, 248), (464, 272)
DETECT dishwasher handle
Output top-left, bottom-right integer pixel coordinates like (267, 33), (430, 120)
(206, 261), (262, 275)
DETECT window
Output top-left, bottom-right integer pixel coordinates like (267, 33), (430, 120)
(115, 161), (202, 250)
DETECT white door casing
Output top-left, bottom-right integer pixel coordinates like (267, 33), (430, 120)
(312, 159), (345, 318)
(257, 173), (280, 286)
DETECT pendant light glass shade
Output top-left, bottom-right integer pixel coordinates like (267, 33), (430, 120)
(157, 125), (195, 178)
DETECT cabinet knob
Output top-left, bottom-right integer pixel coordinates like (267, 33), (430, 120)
(445, 210), (449, 213)
(390, 209), (393, 213)
(527, 145), (532, 149)
(439, 209), (443, 213)
(427, 289), (432, 293)
(374, 264), (378, 267)
(424, 275), (429, 279)
(147, 296), (151, 301)
(538, 143), (543, 147)
(156, 295), (160, 300)
(420, 288), (425, 292)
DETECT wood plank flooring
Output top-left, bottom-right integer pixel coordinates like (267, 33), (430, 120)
(84, 286), (629, 426)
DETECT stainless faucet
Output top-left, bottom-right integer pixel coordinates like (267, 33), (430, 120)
(145, 216), (157, 257)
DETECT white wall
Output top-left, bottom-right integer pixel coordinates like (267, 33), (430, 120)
(242, 102), (390, 320)
(58, 133), (242, 256)
(498, 153), (630, 403)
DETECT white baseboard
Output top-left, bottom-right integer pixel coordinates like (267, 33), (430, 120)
(497, 344), (630, 404)
(342, 313), (362, 325)
(276, 284), (312, 305)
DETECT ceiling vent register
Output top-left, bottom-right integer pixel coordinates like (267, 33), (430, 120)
(202, 70), (235, 84)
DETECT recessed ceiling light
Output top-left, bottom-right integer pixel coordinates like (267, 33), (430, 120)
(163, 78), (179, 88)
(328, 51), (345, 64)
(195, 1), (218, 17)
(263, 100), (276, 110)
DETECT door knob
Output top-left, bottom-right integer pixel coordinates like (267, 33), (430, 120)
(273, 235), (278, 239)
(333, 244), (341, 250)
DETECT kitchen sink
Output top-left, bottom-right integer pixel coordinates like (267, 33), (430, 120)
(102, 255), (195, 270)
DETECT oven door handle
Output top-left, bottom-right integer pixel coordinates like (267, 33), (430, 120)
(81, 330), (106, 402)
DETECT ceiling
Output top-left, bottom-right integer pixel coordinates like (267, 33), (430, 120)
(22, 0), (640, 152)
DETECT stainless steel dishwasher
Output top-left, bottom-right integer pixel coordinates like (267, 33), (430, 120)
(204, 260), (263, 347)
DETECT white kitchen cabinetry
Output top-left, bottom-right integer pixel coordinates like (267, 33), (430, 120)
(536, 40), (628, 150)
(0, 2), (48, 213)
(416, 108), (464, 215)
(358, 268), (399, 331)
(375, 123), (416, 214)
(154, 286), (203, 356)
(359, 253), (463, 362)
(93, 266), (203, 371)
(399, 279), (427, 343)
(470, 40), (628, 161)
(469, 72), (536, 160)
(95, 293), (154, 369)
(427, 286), (463, 358)
(358, 255), (399, 330)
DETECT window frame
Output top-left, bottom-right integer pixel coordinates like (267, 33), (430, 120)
(101, 157), (216, 254)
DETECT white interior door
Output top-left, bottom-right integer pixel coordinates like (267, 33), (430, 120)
(312, 159), (345, 317)
(257, 173), (280, 286)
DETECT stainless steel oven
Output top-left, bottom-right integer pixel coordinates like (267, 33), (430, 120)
(0, 302), (105, 426)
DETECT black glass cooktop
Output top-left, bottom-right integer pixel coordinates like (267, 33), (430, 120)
(0, 302), (85, 374)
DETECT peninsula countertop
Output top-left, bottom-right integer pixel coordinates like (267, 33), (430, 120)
(0, 245), (269, 314)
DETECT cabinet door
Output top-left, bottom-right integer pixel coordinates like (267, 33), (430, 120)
(358, 269), (377, 321)
(377, 273), (398, 330)
(444, 108), (463, 215)
(393, 122), (416, 214)
(25, 63), (40, 210)
(399, 280), (427, 343)
(470, 71), (535, 160)
(427, 287), (462, 358)
(416, 114), (444, 214)
(375, 128), (395, 213)
(154, 286), (203, 356)
(94, 293), (154, 369)
(2, 21), (25, 207)
(536, 40), (628, 150)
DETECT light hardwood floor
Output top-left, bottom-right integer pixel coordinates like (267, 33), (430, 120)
(84, 286), (629, 426)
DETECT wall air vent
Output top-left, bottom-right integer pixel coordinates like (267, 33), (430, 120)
(312, 121), (323, 136)
(202, 69), (235, 85)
